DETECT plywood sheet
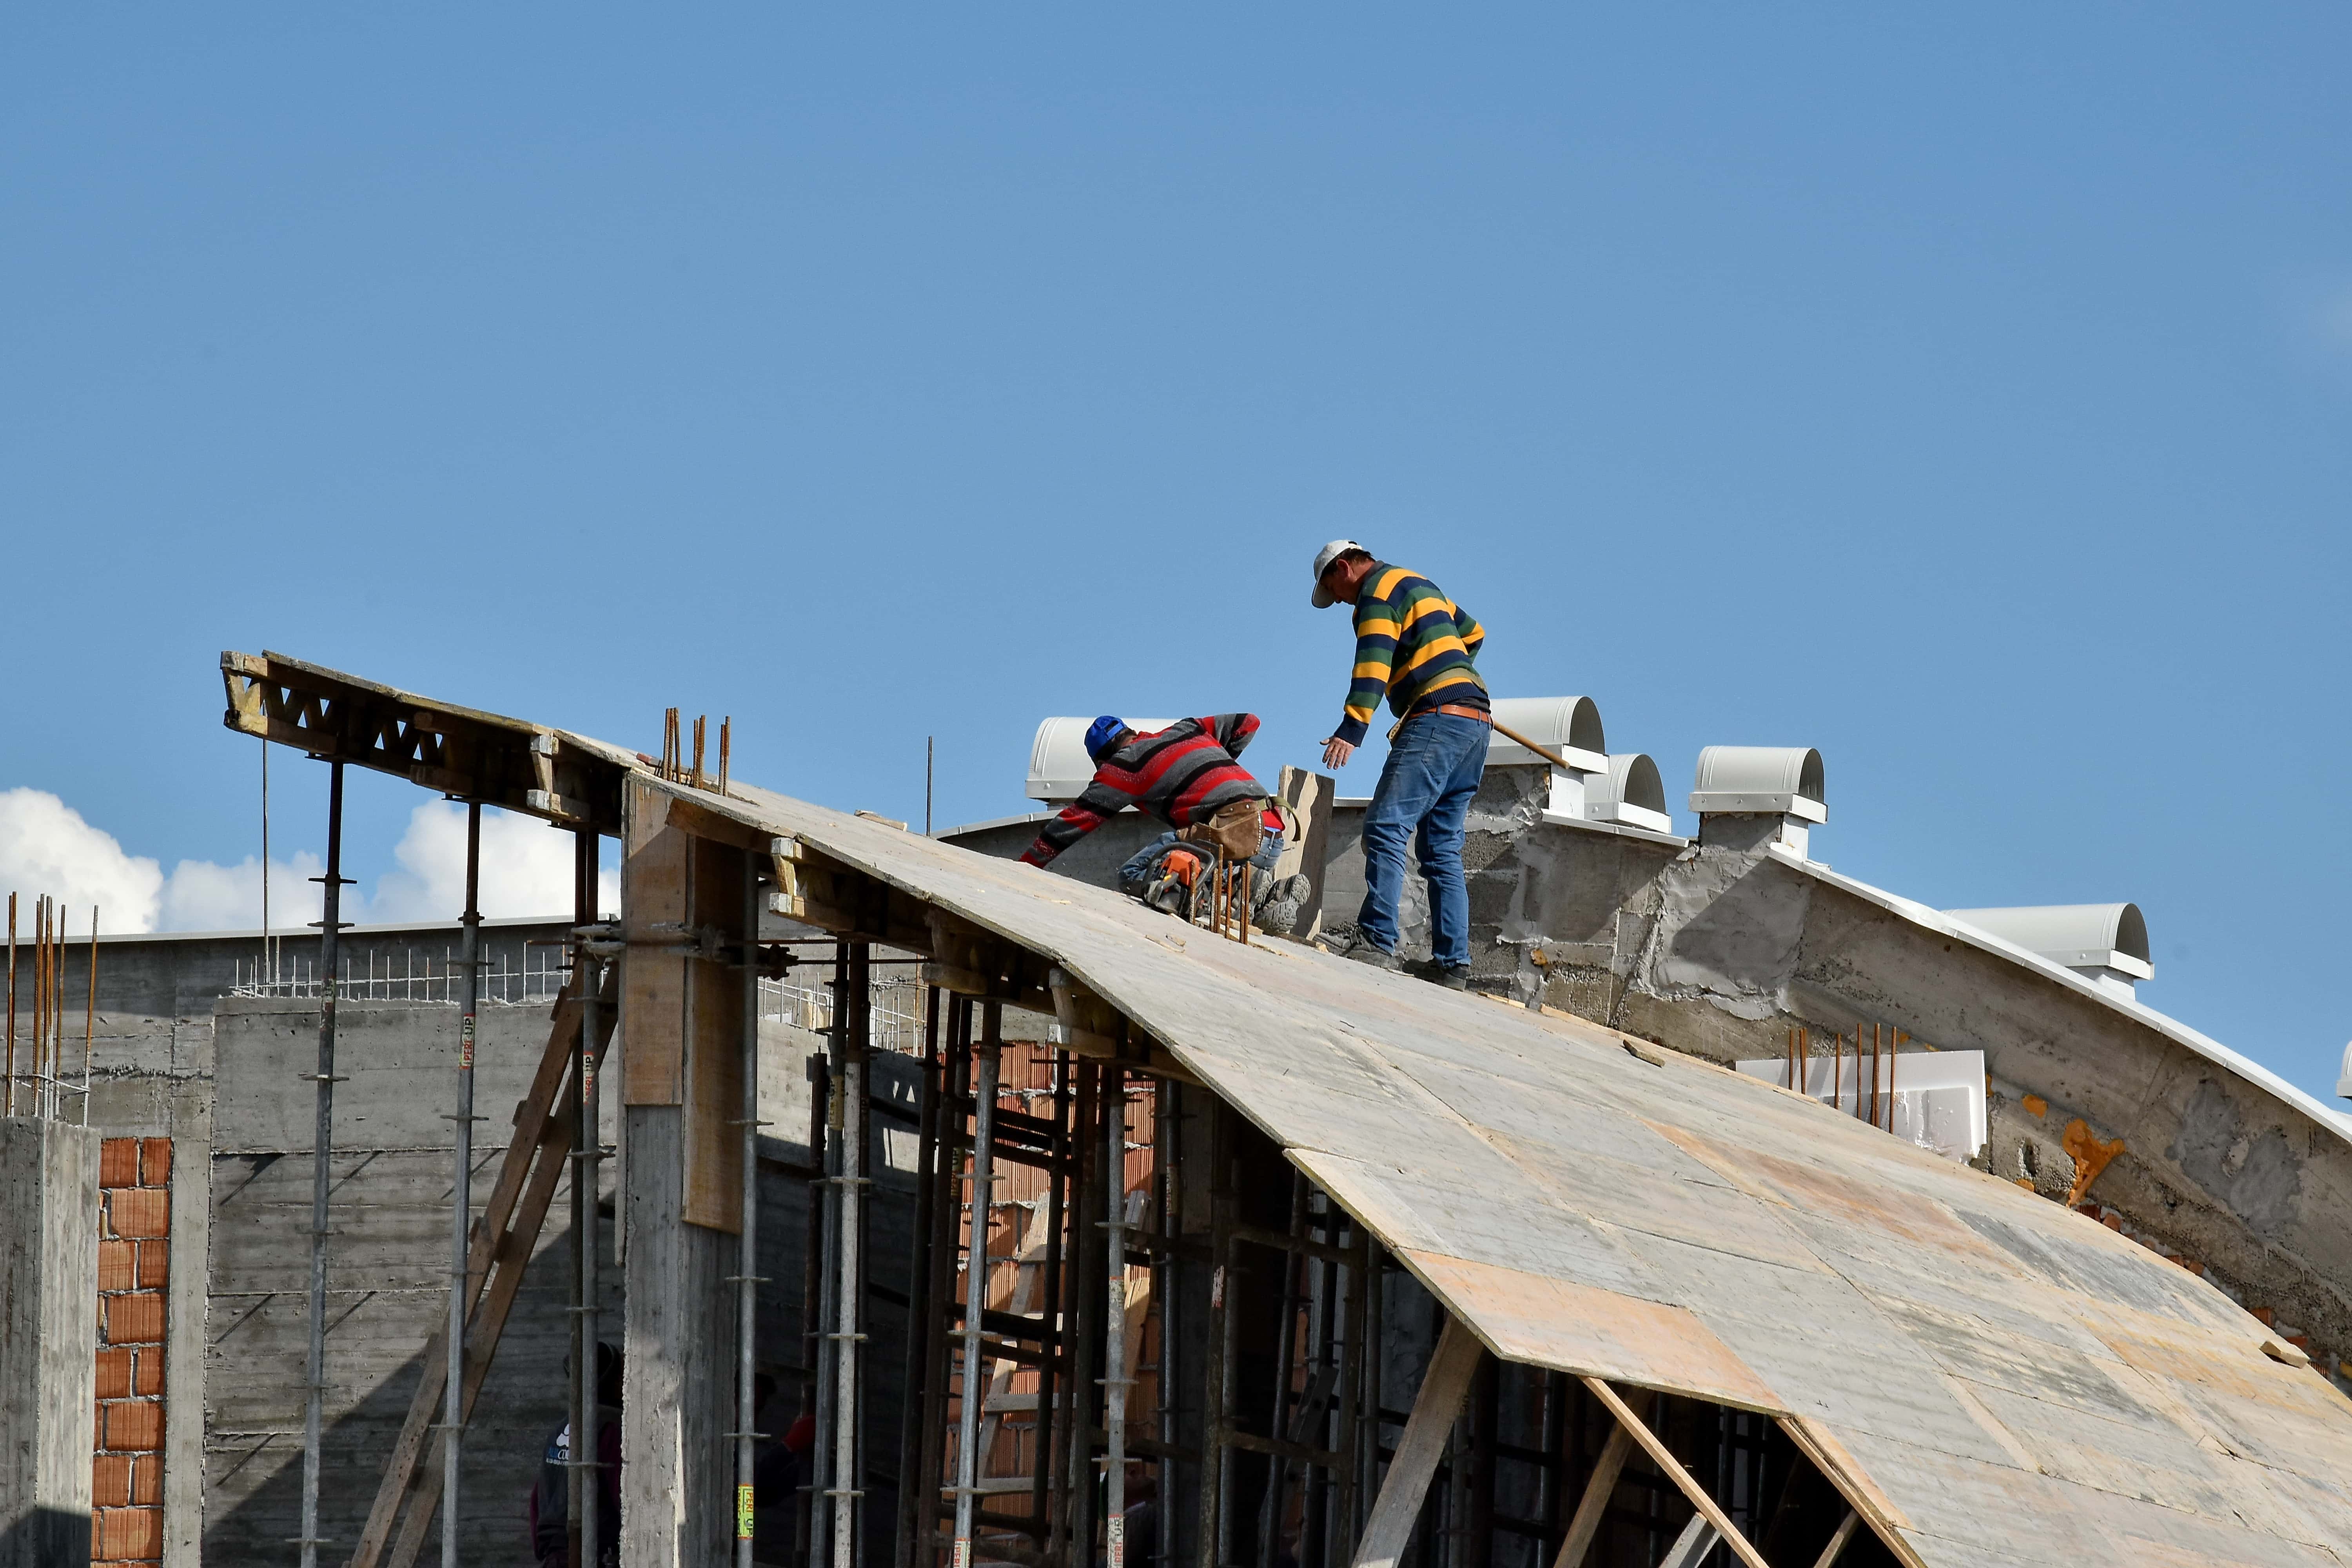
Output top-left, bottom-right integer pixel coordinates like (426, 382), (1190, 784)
(1399, 1249), (1782, 1412)
(637, 774), (2352, 1568)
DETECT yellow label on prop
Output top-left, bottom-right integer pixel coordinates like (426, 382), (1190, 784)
(953, 1539), (972, 1568)
(737, 1484), (755, 1538)
(461, 1015), (476, 1070)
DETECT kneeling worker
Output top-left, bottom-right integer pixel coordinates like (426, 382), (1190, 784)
(1020, 714), (1293, 910)
(1309, 540), (1490, 989)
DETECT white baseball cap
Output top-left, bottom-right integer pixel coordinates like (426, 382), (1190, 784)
(1310, 539), (1368, 607)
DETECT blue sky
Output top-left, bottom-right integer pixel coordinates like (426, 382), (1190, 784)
(4, 7), (2348, 1100)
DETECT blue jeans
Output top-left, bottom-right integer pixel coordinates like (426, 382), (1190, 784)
(1356, 714), (1488, 967)
(1119, 825), (1282, 896)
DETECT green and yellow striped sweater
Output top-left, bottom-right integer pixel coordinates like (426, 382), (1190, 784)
(1332, 563), (1487, 746)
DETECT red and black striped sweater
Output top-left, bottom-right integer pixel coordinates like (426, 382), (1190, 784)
(1020, 714), (1274, 868)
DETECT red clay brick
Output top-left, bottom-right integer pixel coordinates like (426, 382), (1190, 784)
(139, 1137), (171, 1186)
(130, 1453), (162, 1507)
(94, 1505), (160, 1560)
(92, 1453), (132, 1508)
(133, 1346), (163, 1397)
(102, 1400), (162, 1452)
(109, 1189), (169, 1240)
(104, 1292), (165, 1346)
(95, 1347), (132, 1400)
(99, 1138), (138, 1188)
(98, 1238), (135, 1292)
(136, 1240), (168, 1290)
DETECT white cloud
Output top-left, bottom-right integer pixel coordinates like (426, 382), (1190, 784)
(157, 851), (327, 935)
(0, 789), (613, 938)
(367, 802), (617, 923)
(0, 789), (165, 933)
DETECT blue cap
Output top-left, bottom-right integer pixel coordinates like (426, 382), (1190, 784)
(1085, 715), (1128, 761)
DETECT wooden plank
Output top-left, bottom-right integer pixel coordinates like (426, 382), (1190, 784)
(1657, 1516), (1717, 1568)
(622, 776), (688, 1105)
(1550, 1418), (1633, 1568)
(681, 833), (746, 1230)
(1810, 1512), (1860, 1568)
(1580, 1378), (1769, 1568)
(1399, 1249), (1782, 1414)
(1350, 1314), (1485, 1568)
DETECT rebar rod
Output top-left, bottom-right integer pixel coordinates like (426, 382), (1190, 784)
(1104, 1067), (1131, 1568)
(738, 869), (764, 1568)
(951, 1006), (1003, 1568)
(85, 902), (97, 1123)
(444, 801), (481, 1568)
(299, 760), (349, 1568)
(262, 733), (273, 985)
(6, 891), (16, 1116)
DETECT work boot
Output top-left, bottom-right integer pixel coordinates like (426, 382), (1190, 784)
(1346, 940), (1402, 972)
(1257, 874), (1314, 935)
(1430, 965), (1470, 991)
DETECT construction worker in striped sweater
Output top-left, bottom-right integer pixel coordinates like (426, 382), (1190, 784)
(1020, 714), (1311, 927)
(1311, 540), (1490, 990)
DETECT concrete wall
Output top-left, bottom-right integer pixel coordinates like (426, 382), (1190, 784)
(202, 995), (618, 1567)
(0, 1118), (100, 1568)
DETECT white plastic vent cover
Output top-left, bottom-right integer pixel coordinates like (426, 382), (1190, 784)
(1585, 754), (1673, 835)
(1943, 904), (2153, 982)
(1026, 717), (1176, 803)
(1735, 1048), (1988, 1163)
(1486, 696), (1607, 772)
(1690, 746), (1826, 822)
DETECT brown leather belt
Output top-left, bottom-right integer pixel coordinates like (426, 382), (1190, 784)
(1389, 702), (1493, 739)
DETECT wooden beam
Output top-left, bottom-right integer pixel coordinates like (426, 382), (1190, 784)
(1351, 1314), (1486, 1568)
(218, 650), (629, 832)
(1811, 1512), (1861, 1568)
(1775, 1417), (1927, 1568)
(1550, 1416), (1635, 1568)
(1579, 1379), (1770, 1568)
(1657, 1515), (1717, 1568)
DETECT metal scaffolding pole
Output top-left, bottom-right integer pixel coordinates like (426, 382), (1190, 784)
(951, 1004), (1003, 1568)
(893, 982), (944, 1568)
(444, 801), (483, 1568)
(1104, 1068), (1132, 1568)
(298, 760), (350, 1568)
(831, 942), (870, 1568)
(574, 826), (606, 1568)
(737, 867), (767, 1568)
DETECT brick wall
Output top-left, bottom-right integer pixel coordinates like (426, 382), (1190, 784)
(93, 1136), (169, 1566)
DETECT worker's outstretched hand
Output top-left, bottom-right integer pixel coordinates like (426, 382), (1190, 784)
(1321, 737), (1355, 770)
